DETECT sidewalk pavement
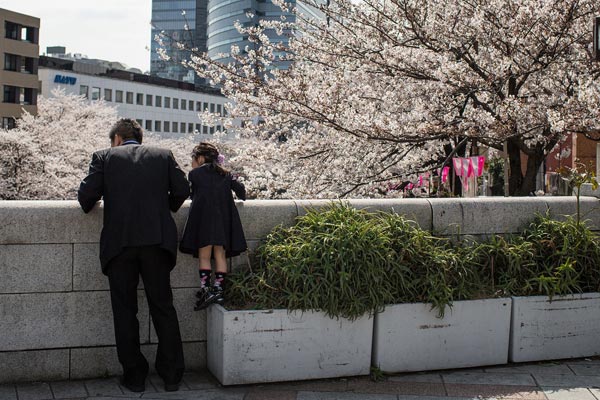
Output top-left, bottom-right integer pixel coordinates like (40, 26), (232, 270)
(3, 358), (600, 400)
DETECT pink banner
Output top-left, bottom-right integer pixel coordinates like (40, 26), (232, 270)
(441, 166), (450, 183)
(453, 158), (463, 176)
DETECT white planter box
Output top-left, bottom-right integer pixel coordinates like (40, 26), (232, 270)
(207, 305), (373, 385)
(373, 298), (512, 373)
(510, 293), (600, 362)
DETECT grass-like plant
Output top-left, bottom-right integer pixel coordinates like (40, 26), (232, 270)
(227, 203), (397, 319)
(226, 202), (600, 319)
(471, 213), (600, 297)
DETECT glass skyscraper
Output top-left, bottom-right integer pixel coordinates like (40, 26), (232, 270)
(151, 0), (205, 83)
(206, 0), (323, 67)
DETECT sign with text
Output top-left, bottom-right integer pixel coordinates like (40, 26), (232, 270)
(54, 75), (77, 85)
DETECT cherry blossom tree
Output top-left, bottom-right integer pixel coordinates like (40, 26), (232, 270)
(175, 0), (600, 197)
(0, 89), (196, 199)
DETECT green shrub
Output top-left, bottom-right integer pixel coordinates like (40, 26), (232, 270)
(471, 214), (600, 297)
(378, 213), (490, 316)
(227, 203), (397, 319)
(226, 202), (600, 319)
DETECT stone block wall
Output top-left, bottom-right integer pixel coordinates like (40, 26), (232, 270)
(0, 197), (598, 382)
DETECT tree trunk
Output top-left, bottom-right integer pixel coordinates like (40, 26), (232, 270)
(507, 138), (544, 196)
(507, 138), (523, 196)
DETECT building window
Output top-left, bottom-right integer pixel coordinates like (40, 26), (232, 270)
(5, 22), (37, 43)
(173, 98), (179, 109)
(188, 123), (193, 133)
(210, 103), (215, 113)
(156, 95), (162, 107)
(3, 86), (36, 105)
(20, 56), (35, 74)
(146, 94), (153, 106)
(2, 117), (16, 129)
(217, 104), (222, 115)
(20, 26), (36, 43)
(80, 85), (89, 99)
(154, 120), (161, 132)
(126, 91), (133, 104)
(203, 102), (209, 111)
(4, 54), (17, 71)
(5, 22), (19, 40)
(136, 119), (143, 126)
(164, 121), (170, 133)
(196, 101), (201, 111)
(202, 125), (208, 134)
(91, 87), (101, 101)
(104, 88), (112, 101)
(164, 97), (171, 108)
(181, 122), (186, 133)
(195, 123), (201, 133)
(181, 99), (186, 110)
(136, 93), (143, 105)
(145, 120), (152, 131)
(115, 90), (123, 103)
(189, 100), (194, 111)
(172, 121), (178, 133)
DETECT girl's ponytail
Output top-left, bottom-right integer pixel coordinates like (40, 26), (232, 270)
(192, 142), (229, 176)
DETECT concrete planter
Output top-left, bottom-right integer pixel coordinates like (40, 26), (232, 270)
(510, 293), (600, 362)
(206, 304), (373, 385)
(372, 298), (512, 373)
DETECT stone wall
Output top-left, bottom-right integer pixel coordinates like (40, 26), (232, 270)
(0, 197), (598, 383)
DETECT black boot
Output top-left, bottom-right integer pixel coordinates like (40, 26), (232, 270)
(194, 286), (224, 311)
(194, 286), (210, 311)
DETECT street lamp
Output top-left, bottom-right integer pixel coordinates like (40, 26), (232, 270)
(594, 16), (600, 62)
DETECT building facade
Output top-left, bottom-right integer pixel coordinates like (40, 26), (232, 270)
(206, 0), (323, 67)
(150, 0), (202, 84)
(39, 56), (228, 138)
(0, 8), (39, 129)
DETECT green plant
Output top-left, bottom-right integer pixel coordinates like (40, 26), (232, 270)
(558, 162), (599, 225)
(370, 366), (385, 382)
(378, 213), (490, 317)
(470, 213), (600, 297)
(227, 203), (397, 319)
(226, 202), (600, 320)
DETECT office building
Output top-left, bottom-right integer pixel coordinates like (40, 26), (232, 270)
(207, 0), (323, 67)
(39, 56), (228, 138)
(0, 8), (39, 129)
(150, 0), (203, 84)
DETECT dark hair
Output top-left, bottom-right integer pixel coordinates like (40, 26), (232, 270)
(191, 142), (229, 176)
(109, 118), (143, 144)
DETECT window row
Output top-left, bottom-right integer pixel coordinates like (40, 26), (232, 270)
(4, 54), (37, 74)
(5, 21), (38, 44)
(3, 85), (37, 105)
(78, 85), (225, 115)
(137, 119), (222, 135)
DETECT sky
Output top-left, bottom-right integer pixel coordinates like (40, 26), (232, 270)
(1, 0), (153, 72)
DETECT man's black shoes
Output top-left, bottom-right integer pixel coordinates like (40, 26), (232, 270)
(120, 377), (145, 393)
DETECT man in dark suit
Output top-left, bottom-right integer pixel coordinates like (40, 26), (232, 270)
(78, 119), (190, 392)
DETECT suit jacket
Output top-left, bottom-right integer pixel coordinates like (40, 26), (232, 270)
(78, 144), (190, 274)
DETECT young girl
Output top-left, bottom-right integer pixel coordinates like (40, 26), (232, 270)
(179, 142), (247, 310)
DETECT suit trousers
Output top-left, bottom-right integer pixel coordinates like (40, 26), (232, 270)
(107, 246), (185, 383)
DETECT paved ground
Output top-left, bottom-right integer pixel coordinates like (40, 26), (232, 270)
(4, 358), (600, 400)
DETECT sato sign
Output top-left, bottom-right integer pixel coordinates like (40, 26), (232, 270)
(54, 75), (77, 85)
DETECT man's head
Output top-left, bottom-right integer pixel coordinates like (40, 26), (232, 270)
(109, 118), (143, 147)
